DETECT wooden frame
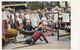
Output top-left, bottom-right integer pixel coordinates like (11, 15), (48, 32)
(57, 11), (71, 40)
(45, 11), (71, 40)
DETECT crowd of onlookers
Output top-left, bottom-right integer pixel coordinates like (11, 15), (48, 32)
(2, 6), (71, 34)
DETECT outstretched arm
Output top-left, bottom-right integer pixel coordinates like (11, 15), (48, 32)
(41, 31), (48, 43)
(39, 37), (43, 41)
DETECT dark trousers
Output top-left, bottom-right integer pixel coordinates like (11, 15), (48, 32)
(18, 36), (34, 44)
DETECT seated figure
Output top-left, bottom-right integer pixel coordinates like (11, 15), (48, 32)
(23, 22), (33, 31)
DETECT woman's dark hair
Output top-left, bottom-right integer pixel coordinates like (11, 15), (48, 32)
(38, 27), (42, 31)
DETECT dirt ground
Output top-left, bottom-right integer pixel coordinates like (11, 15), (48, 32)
(2, 30), (70, 49)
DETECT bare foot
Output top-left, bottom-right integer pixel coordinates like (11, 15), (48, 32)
(21, 42), (26, 44)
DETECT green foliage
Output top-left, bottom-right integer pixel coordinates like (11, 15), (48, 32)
(28, 2), (41, 11)
(52, 2), (61, 8)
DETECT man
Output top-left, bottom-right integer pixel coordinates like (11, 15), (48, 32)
(20, 10), (24, 20)
(17, 27), (48, 45)
(2, 8), (9, 29)
(9, 15), (13, 28)
(15, 11), (20, 19)
(37, 9), (43, 19)
(7, 15), (11, 29)
(17, 16), (23, 29)
(31, 9), (40, 28)
(23, 18), (26, 27)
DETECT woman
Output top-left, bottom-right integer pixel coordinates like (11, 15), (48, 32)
(47, 15), (51, 26)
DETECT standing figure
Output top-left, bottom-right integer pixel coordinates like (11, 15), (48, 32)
(23, 18), (26, 28)
(41, 14), (48, 28)
(2, 9), (8, 29)
(14, 14), (18, 29)
(9, 15), (13, 28)
(17, 16), (23, 29)
(50, 15), (54, 25)
(25, 12), (31, 25)
(7, 15), (11, 29)
(31, 9), (40, 28)
(15, 11), (20, 19)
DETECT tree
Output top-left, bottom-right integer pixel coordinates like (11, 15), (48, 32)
(28, 2), (41, 11)
(52, 2), (61, 8)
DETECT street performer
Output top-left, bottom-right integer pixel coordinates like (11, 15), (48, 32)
(17, 27), (48, 45)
